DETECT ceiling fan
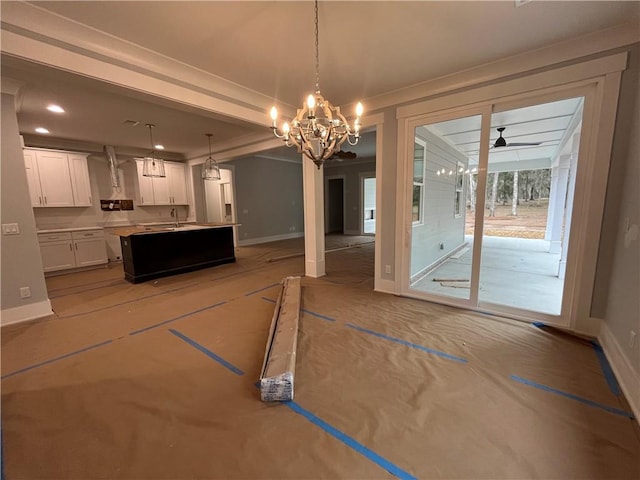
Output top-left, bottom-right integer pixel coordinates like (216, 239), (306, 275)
(492, 127), (542, 148)
(327, 150), (357, 162)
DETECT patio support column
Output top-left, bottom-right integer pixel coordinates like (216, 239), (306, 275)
(545, 154), (571, 254)
(559, 133), (580, 279)
(302, 156), (325, 277)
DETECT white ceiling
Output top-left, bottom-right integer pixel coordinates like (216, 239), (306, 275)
(1, 1), (638, 162)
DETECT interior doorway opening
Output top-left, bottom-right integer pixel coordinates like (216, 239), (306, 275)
(361, 175), (376, 235)
(325, 176), (345, 234)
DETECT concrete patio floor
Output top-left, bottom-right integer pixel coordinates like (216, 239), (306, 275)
(410, 235), (564, 315)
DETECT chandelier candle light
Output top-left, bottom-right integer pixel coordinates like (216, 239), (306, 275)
(269, 0), (363, 169)
(202, 133), (221, 180)
(142, 123), (166, 177)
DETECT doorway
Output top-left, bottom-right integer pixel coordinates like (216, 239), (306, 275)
(404, 95), (584, 323)
(361, 174), (376, 235)
(204, 169), (234, 224)
(325, 176), (345, 234)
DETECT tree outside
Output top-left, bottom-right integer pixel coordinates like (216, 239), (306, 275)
(466, 169), (551, 239)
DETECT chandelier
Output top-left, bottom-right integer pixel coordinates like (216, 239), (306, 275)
(142, 123), (166, 177)
(202, 133), (221, 180)
(269, 0), (363, 169)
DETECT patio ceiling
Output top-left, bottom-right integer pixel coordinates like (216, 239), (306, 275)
(426, 97), (584, 172)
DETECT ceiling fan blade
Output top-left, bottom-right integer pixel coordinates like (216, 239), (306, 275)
(506, 142), (543, 146)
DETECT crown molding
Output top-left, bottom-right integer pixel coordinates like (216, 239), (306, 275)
(0, 2), (298, 124)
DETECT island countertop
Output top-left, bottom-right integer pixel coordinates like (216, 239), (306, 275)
(112, 223), (239, 237)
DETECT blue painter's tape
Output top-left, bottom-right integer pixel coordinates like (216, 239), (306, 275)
(261, 296), (276, 304)
(590, 341), (621, 396)
(346, 324), (467, 364)
(168, 329), (244, 376)
(286, 401), (417, 480)
(244, 283), (281, 297)
(531, 322), (546, 329)
(1, 339), (113, 380)
(301, 309), (336, 322)
(510, 375), (633, 418)
(129, 301), (226, 335)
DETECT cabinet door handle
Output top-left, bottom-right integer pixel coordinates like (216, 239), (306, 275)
(89, 196), (92, 204)
(38, 196), (42, 205)
(44, 196), (47, 205)
(141, 196), (144, 204)
(69, 244), (73, 251)
(75, 243), (78, 251)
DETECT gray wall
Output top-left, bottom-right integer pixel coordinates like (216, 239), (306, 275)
(324, 158), (376, 234)
(226, 156), (304, 244)
(411, 128), (468, 277)
(595, 43), (640, 369)
(1, 93), (49, 316)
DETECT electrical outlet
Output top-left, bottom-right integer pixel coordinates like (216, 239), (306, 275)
(19, 286), (31, 299)
(629, 331), (637, 349)
(385, 264), (391, 274)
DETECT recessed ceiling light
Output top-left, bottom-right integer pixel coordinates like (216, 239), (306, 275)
(155, 144), (165, 150)
(35, 127), (50, 134)
(46, 104), (65, 113)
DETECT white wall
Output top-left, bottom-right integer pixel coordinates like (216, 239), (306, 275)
(410, 127), (468, 278)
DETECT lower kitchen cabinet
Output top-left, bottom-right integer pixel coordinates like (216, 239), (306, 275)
(38, 229), (108, 273)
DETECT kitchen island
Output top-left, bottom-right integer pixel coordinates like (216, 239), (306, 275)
(115, 224), (235, 283)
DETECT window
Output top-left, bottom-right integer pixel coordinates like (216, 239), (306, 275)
(413, 138), (426, 224)
(454, 161), (464, 217)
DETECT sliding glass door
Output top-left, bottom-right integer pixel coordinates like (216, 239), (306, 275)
(406, 95), (585, 323)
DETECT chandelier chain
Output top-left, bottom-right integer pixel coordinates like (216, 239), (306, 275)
(314, 0), (320, 92)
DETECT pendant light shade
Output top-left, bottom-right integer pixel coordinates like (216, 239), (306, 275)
(202, 133), (221, 180)
(142, 124), (166, 177)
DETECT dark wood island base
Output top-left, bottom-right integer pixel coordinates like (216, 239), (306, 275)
(119, 225), (235, 283)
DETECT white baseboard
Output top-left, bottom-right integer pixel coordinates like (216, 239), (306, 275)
(237, 231), (304, 247)
(375, 277), (398, 295)
(599, 322), (640, 420)
(1, 299), (53, 326)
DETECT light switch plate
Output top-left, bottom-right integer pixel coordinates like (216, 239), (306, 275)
(2, 223), (20, 235)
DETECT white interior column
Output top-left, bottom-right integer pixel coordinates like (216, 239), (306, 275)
(302, 156), (325, 277)
(546, 154), (571, 254)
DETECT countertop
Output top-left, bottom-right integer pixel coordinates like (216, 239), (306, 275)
(112, 223), (239, 237)
(37, 226), (104, 234)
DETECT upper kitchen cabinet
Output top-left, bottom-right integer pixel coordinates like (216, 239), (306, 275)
(136, 159), (188, 206)
(166, 162), (188, 205)
(23, 148), (92, 207)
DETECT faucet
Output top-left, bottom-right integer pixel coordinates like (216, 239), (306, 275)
(171, 207), (180, 227)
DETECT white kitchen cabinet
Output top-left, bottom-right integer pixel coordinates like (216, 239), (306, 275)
(68, 154), (92, 206)
(38, 229), (107, 273)
(23, 148), (92, 207)
(38, 232), (76, 272)
(73, 230), (108, 267)
(166, 162), (188, 204)
(136, 159), (188, 205)
(23, 149), (43, 207)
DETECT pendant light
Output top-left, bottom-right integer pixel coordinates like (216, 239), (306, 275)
(202, 133), (221, 180)
(142, 123), (166, 177)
